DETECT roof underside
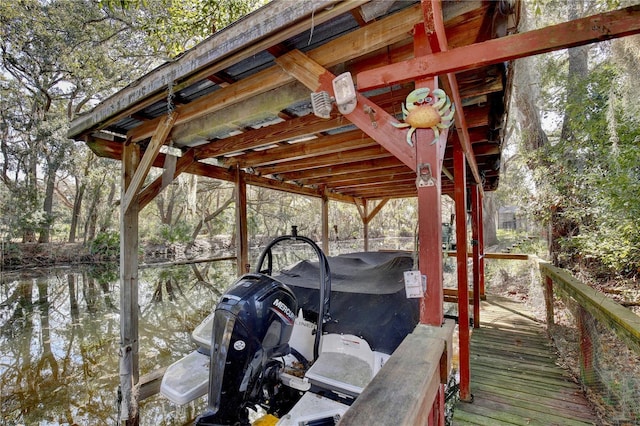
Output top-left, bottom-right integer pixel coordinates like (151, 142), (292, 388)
(69, 0), (519, 203)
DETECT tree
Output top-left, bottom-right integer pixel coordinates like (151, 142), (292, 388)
(101, 0), (267, 57)
(0, 0), (155, 242)
(513, 1), (640, 274)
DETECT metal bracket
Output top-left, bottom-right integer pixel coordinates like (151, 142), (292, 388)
(417, 163), (435, 187)
(363, 105), (378, 128)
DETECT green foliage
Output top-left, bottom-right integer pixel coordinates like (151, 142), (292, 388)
(157, 222), (192, 244)
(520, 0), (640, 276)
(100, 0), (267, 57)
(89, 231), (120, 257)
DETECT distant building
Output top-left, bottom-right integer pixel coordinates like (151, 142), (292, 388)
(498, 206), (518, 230)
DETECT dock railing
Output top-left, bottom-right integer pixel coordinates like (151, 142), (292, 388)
(445, 251), (640, 422)
(340, 321), (455, 426)
(538, 259), (640, 423)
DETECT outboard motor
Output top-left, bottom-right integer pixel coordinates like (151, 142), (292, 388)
(196, 273), (297, 426)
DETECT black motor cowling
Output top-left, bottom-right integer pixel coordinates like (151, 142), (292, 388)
(196, 273), (298, 426)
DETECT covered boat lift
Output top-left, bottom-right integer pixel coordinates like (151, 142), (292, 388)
(67, 1), (640, 424)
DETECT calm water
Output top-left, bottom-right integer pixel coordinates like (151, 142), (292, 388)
(0, 238), (415, 425)
(0, 260), (236, 426)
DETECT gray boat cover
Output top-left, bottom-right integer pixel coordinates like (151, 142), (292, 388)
(273, 251), (420, 355)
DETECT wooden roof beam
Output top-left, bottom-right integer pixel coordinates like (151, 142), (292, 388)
(339, 185), (416, 199)
(275, 157), (404, 182)
(256, 146), (392, 176)
(300, 165), (411, 186)
(225, 130), (375, 168)
(357, 5), (640, 90)
(275, 49), (416, 171)
(331, 173), (415, 191)
(325, 171), (415, 189)
(125, 4), (424, 143)
(195, 85), (414, 161)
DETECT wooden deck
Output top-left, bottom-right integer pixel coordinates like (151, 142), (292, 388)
(452, 295), (598, 426)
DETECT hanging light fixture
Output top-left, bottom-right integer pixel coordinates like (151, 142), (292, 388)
(310, 72), (357, 118)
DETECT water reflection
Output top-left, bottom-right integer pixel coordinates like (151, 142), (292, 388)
(0, 261), (235, 425)
(0, 237), (415, 425)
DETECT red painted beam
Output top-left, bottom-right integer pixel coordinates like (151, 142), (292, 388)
(274, 50), (416, 171)
(357, 5), (640, 90)
(471, 184), (481, 329)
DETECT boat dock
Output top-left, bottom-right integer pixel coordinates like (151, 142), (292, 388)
(452, 295), (598, 425)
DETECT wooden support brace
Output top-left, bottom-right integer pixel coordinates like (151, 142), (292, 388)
(454, 138), (471, 403)
(412, 15), (447, 330)
(321, 188), (329, 255)
(274, 49), (416, 171)
(138, 149), (196, 210)
(471, 184), (481, 328)
(122, 112), (177, 214)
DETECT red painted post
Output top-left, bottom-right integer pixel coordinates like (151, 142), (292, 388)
(454, 140), (471, 402)
(414, 8), (449, 424)
(479, 191), (485, 297)
(413, 24), (445, 327)
(471, 185), (481, 328)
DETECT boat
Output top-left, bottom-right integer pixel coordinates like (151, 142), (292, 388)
(160, 230), (420, 425)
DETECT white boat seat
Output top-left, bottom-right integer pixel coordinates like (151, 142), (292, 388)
(160, 350), (209, 405)
(305, 334), (388, 397)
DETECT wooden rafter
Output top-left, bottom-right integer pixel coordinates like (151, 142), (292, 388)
(126, 4), (423, 143)
(255, 146), (392, 176)
(300, 165), (411, 186)
(275, 49), (416, 170)
(274, 157), (404, 182)
(197, 86), (412, 162)
(356, 5), (640, 90)
(225, 130), (375, 168)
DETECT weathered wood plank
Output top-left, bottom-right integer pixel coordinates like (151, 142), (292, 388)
(340, 322), (454, 425)
(67, 0), (356, 138)
(540, 261), (640, 355)
(470, 383), (595, 417)
(452, 295), (598, 426)
(456, 397), (594, 426)
(471, 366), (581, 392)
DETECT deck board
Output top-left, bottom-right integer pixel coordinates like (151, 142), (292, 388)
(452, 295), (598, 426)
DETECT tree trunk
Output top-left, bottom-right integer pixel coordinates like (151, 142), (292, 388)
(84, 186), (101, 243)
(482, 193), (498, 247)
(69, 178), (85, 243)
(38, 167), (57, 243)
(99, 180), (116, 233)
(185, 193), (234, 253)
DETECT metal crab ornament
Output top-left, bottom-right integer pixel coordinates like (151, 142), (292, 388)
(392, 88), (455, 146)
